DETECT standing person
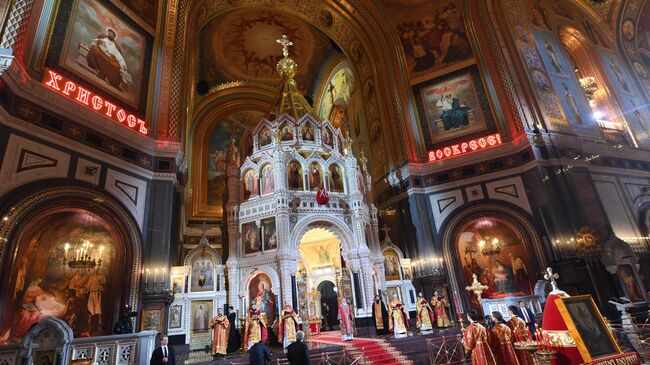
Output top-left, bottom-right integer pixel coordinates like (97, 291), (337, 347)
(244, 304), (268, 350)
(517, 301), (536, 336)
(227, 306), (241, 353)
(508, 305), (534, 365)
(388, 295), (408, 338)
(462, 310), (496, 365)
(416, 292), (435, 335)
(150, 335), (175, 365)
(210, 308), (229, 356)
(338, 298), (354, 341)
(287, 330), (311, 365)
(278, 304), (300, 349)
(431, 291), (451, 328)
(371, 295), (388, 335)
(249, 340), (272, 365)
(321, 303), (331, 331)
(489, 312), (520, 365)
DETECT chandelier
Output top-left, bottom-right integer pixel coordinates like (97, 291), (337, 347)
(479, 237), (501, 256)
(579, 76), (598, 100)
(63, 210), (104, 270)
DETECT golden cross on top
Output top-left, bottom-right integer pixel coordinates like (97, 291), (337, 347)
(465, 273), (489, 303)
(276, 34), (293, 57)
(544, 267), (560, 292)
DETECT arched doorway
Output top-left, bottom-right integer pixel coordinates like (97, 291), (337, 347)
(317, 280), (338, 331)
(296, 227), (349, 331)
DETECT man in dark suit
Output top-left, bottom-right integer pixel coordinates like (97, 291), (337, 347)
(150, 335), (175, 365)
(249, 340), (272, 365)
(227, 306), (241, 353)
(518, 300), (536, 335)
(287, 330), (311, 365)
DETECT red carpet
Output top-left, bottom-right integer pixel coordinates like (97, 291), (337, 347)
(312, 334), (411, 365)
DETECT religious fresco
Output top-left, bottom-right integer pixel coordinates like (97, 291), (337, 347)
(299, 231), (342, 271)
(533, 31), (591, 128)
(302, 123), (316, 141)
(280, 123), (294, 141)
(317, 64), (356, 133)
(328, 164), (344, 192)
(243, 222), (260, 255)
(190, 300), (212, 350)
(383, 249), (401, 281)
(206, 111), (263, 207)
(60, 0), (149, 108)
(260, 164), (274, 195)
(0, 210), (118, 343)
(261, 218), (277, 251)
(259, 127), (272, 147)
(248, 273), (276, 325)
(169, 304), (182, 329)
(599, 50), (650, 142)
(141, 308), (162, 332)
(618, 265), (645, 302)
(308, 162), (323, 190)
(242, 169), (258, 200)
(122, 0), (158, 29)
(456, 216), (535, 300)
(419, 70), (488, 145)
(190, 254), (214, 292)
(287, 160), (304, 190)
(200, 9), (331, 93)
(379, 0), (473, 84)
(322, 127), (333, 147)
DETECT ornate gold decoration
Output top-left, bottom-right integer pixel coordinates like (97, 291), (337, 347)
(465, 273), (489, 303)
(544, 330), (577, 347)
(575, 226), (600, 257)
(272, 34), (317, 121)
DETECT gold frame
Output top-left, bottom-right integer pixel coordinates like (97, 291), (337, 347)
(554, 295), (621, 362)
(140, 307), (163, 332)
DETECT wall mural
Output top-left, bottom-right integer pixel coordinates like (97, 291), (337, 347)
(261, 218), (277, 251)
(317, 64), (356, 134)
(60, 0), (149, 108)
(419, 69), (488, 145)
(599, 50), (650, 142)
(456, 216), (535, 301)
(200, 9), (332, 93)
(533, 31), (592, 128)
(248, 273), (276, 326)
(243, 222), (260, 255)
(205, 111), (262, 207)
(190, 300), (212, 350)
(190, 254), (214, 292)
(123, 0), (158, 29)
(383, 249), (401, 281)
(379, 0), (473, 84)
(0, 210), (118, 343)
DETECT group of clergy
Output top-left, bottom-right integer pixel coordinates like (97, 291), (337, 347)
(371, 292), (452, 339)
(208, 306), (242, 356)
(462, 305), (535, 365)
(415, 291), (452, 334)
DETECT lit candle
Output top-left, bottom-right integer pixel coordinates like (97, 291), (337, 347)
(99, 245), (105, 259)
(64, 243), (70, 259)
(145, 268), (150, 284)
(154, 268), (158, 283)
(162, 268), (167, 286)
(76, 248), (80, 260)
(454, 290), (462, 318)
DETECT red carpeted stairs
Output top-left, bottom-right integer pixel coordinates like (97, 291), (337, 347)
(312, 334), (412, 365)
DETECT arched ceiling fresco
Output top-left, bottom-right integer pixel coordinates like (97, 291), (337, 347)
(199, 8), (335, 94)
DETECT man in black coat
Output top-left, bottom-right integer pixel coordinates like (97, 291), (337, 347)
(249, 340), (272, 365)
(226, 306), (241, 353)
(371, 295), (389, 335)
(518, 300), (536, 335)
(287, 330), (311, 365)
(150, 335), (175, 365)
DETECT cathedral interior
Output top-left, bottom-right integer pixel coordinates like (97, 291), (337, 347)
(0, 0), (650, 363)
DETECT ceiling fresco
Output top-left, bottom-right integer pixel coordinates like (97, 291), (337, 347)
(200, 9), (333, 93)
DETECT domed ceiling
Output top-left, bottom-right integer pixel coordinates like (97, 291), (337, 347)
(200, 9), (335, 93)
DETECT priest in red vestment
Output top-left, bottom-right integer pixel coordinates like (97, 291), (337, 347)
(338, 298), (354, 341)
(463, 309), (497, 365)
(489, 311), (520, 365)
(243, 304), (268, 350)
(278, 304), (299, 349)
(210, 308), (230, 356)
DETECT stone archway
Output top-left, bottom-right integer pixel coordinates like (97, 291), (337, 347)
(0, 185), (143, 341)
(440, 203), (545, 313)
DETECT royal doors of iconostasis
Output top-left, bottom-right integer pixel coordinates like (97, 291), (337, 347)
(167, 236), (226, 350)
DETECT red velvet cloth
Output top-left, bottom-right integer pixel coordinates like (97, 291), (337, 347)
(542, 294), (584, 365)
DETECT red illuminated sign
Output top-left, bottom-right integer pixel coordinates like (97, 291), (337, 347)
(42, 69), (148, 135)
(428, 133), (502, 162)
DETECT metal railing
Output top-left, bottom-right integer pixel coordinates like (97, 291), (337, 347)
(226, 348), (369, 365)
(426, 334), (470, 365)
(606, 312), (650, 362)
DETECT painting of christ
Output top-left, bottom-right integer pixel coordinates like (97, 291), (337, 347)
(60, 0), (149, 108)
(191, 301), (212, 334)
